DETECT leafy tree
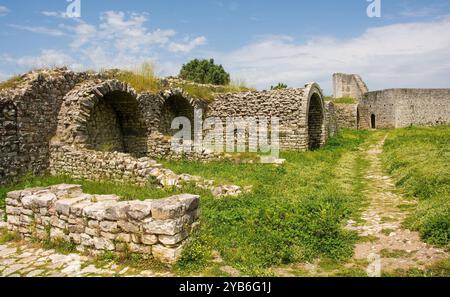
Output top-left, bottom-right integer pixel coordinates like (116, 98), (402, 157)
(179, 59), (230, 85)
(270, 83), (288, 90)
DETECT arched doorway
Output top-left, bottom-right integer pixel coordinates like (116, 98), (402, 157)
(356, 107), (360, 130)
(308, 93), (324, 150)
(371, 114), (376, 129)
(159, 95), (195, 136)
(85, 90), (148, 155)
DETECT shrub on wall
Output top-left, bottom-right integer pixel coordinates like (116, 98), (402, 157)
(179, 59), (230, 85)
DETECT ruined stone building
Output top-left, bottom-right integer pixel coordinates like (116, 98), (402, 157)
(333, 73), (368, 100)
(0, 68), (332, 185)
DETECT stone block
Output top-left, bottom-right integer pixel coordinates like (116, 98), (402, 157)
(143, 218), (184, 236)
(127, 201), (153, 220)
(93, 237), (114, 251)
(99, 221), (119, 233)
(158, 229), (188, 246)
(152, 243), (184, 264)
(118, 220), (140, 233)
(55, 195), (90, 216)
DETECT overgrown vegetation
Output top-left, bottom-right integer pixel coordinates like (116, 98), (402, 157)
(270, 83), (288, 90)
(101, 62), (254, 102)
(0, 75), (23, 91)
(383, 126), (450, 247)
(102, 62), (162, 93)
(325, 97), (357, 104)
(164, 130), (370, 275)
(0, 174), (183, 207)
(179, 58), (230, 85)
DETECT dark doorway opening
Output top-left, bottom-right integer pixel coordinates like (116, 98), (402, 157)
(371, 114), (376, 129)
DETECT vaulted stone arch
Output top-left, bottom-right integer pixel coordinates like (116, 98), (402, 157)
(304, 83), (326, 150)
(56, 80), (148, 156)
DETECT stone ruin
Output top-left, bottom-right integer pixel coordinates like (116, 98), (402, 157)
(332, 73), (368, 100)
(0, 68), (333, 263)
(0, 68), (333, 186)
(2, 67), (449, 263)
(5, 184), (199, 264)
(331, 73), (450, 129)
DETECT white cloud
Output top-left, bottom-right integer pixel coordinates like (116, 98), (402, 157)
(9, 24), (65, 36)
(12, 50), (82, 69)
(168, 36), (207, 53)
(0, 6), (9, 16)
(4, 10), (206, 73)
(222, 16), (450, 92)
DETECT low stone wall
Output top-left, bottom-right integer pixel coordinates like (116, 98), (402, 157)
(5, 184), (200, 264)
(50, 141), (243, 197)
(334, 103), (358, 129)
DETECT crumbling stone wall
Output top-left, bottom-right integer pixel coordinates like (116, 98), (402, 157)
(0, 69), (93, 185)
(358, 89), (450, 129)
(56, 79), (148, 157)
(334, 103), (358, 129)
(324, 102), (338, 138)
(5, 184), (200, 264)
(333, 73), (368, 99)
(208, 83), (327, 151)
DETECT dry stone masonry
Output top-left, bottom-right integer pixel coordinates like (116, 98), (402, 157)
(5, 184), (200, 264)
(209, 83), (328, 151)
(334, 103), (359, 129)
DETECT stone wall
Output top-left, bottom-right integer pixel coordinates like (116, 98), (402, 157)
(333, 73), (368, 99)
(208, 83), (327, 151)
(324, 102), (338, 138)
(358, 89), (450, 129)
(50, 141), (244, 197)
(0, 69), (93, 185)
(334, 103), (358, 129)
(5, 184), (200, 264)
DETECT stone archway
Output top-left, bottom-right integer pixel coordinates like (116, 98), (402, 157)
(56, 80), (148, 156)
(307, 92), (325, 150)
(159, 94), (195, 136)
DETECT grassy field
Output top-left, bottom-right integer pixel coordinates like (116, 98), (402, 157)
(1, 127), (448, 276)
(0, 130), (371, 275)
(382, 126), (450, 248)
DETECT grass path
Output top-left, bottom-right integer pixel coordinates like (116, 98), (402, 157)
(346, 134), (448, 275)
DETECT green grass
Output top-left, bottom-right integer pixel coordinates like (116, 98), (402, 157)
(382, 126), (450, 247)
(0, 75), (23, 91)
(102, 62), (254, 102)
(0, 230), (21, 244)
(0, 174), (186, 208)
(166, 129), (371, 275)
(325, 97), (357, 104)
(0, 130), (371, 275)
(384, 257), (450, 277)
(102, 62), (163, 93)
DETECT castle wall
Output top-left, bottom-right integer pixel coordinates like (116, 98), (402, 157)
(359, 89), (450, 129)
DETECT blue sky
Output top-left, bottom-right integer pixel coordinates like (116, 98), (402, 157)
(1, 0), (450, 93)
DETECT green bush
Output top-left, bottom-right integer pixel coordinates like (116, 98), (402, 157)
(179, 59), (230, 85)
(270, 83), (288, 90)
